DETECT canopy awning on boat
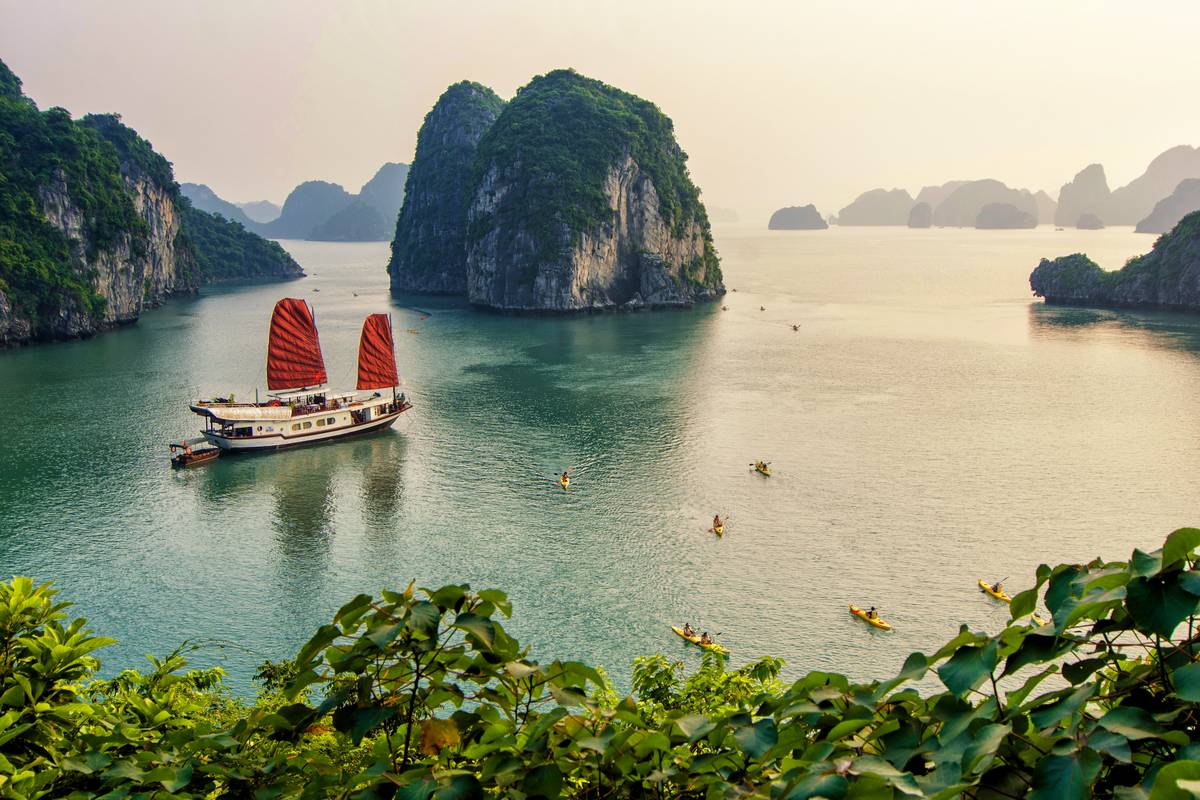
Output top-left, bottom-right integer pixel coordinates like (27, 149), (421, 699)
(170, 435), (208, 450)
(191, 405), (296, 422)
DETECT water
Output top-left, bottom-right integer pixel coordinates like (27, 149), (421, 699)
(2, 226), (1198, 695)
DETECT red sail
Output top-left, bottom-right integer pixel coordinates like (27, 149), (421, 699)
(357, 313), (399, 390)
(266, 298), (327, 391)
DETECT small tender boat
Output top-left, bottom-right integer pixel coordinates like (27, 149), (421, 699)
(188, 300), (412, 453)
(672, 626), (729, 654)
(978, 579), (1011, 603)
(753, 461), (771, 477)
(849, 604), (891, 630)
(169, 436), (220, 468)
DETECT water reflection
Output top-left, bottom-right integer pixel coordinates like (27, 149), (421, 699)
(357, 435), (408, 529)
(1028, 304), (1200, 356)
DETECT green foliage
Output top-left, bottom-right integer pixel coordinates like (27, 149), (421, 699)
(6, 530), (1200, 798)
(470, 69), (720, 285)
(177, 200), (303, 284)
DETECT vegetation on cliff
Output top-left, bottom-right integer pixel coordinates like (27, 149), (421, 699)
(469, 69), (720, 284)
(1031, 211), (1200, 310)
(6, 528), (1200, 798)
(178, 201), (303, 284)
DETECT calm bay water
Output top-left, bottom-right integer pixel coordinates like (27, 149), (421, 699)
(2, 225), (1198, 694)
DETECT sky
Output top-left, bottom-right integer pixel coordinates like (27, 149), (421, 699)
(3, 0), (1199, 221)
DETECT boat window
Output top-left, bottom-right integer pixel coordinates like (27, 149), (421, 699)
(291, 423), (300, 432)
(303, 421), (312, 429)
(327, 417), (335, 425)
(316, 419), (324, 427)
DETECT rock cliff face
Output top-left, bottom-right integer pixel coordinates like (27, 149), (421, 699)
(468, 153), (719, 310)
(389, 81), (505, 294)
(1076, 213), (1104, 230)
(33, 142), (197, 335)
(1055, 164), (1110, 227)
(258, 181), (355, 239)
(0, 61), (302, 347)
(836, 188), (913, 226)
(914, 181), (967, 210)
(390, 70), (722, 311)
(907, 202), (932, 228)
(1030, 211), (1200, 312)
(768, 205), (827, 230)
(464, 71), (721, 310)
(1136, 179), (1200, 234)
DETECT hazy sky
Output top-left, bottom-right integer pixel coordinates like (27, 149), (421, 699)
(3, 1), (1199, 221)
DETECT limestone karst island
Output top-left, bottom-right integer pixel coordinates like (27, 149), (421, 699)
(6, 5), (1200, 799)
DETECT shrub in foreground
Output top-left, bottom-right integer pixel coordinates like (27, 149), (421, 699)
(4, 529), (1200, 798)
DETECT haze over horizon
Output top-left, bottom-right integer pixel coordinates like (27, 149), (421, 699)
(4, 0), (1199, 221)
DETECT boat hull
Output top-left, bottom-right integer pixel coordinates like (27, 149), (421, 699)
(203, 409), (404, 452)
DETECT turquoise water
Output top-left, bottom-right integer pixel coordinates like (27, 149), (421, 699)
(2, 226), (1199, 694)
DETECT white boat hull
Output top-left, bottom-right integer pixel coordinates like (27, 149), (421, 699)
(203, 409), (403, 451)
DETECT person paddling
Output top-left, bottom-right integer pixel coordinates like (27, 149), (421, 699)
(683, 622), (696, 638)
(867, 606), (878, 620)
(713, 514), (723, 530)
(700, 632), (713, 645)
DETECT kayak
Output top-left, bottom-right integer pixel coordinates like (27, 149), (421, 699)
(754, 463), (771, 477)
(978, 580), (1011, 603)
(713, 525), (725, 536)
(559, 475), (570, 490)
(849, 604), (892, 630)
(672, 625), (729, 654)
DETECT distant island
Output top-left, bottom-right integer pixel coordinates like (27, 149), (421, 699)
(836, 188), (912, 226)
(0, 59), (302, 347)
(1055, 147), (1200, 227)
(389, 70), (723, 311)
(237, 199), (280, 223)
(1030, 210), (1200, 312)
(975, 202), (1036, 229)
(1136, 178), (1200, 234)
(181, 162), (409, 243)
(768, 205), (827, 230)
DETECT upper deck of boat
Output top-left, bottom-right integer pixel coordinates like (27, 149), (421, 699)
(190, 389), (399, 422)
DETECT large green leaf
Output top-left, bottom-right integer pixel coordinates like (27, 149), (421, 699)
(1164, 529), (1200, 568)
(453, 613), (495, 649)
(1029, 749), (1099, 800)
(521, 764), (562, 799)
(735, 718), (778, 758)
(783, 772), (849, 799)
(1174, 662), (1200, 702)
(1125, 575), (1200, 638)
(938, 639), (999, 695)
(1010, 588), (1038, 620)
(848, 756), (922, 796)
(962, 723), (1010, 775)
(1098, 706), (1168, 740)
(1149, 760), (1200, 800)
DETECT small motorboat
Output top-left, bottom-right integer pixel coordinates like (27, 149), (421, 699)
(170, 437), (220, 468)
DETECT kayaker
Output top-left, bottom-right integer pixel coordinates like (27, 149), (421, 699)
(561, 470), (570, 483)
(700, 632), (713, 645)
(867, 606), (878, 619)
(683, 622), (696, 637)
(991, 581), (1002, 594)
(713, 514), (723, 530)
(792, 324), (800, 331)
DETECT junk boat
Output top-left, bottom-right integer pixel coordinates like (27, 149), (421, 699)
(188, 298), (412, 452)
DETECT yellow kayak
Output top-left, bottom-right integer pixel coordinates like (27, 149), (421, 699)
(672, 626), (729, 654)
(713, 524), (725, 536)
(978, 580), (1011, 603)
(754, 463), (771, 477)
(559, 475), (570, 490)
(849, 604), (891, 630)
